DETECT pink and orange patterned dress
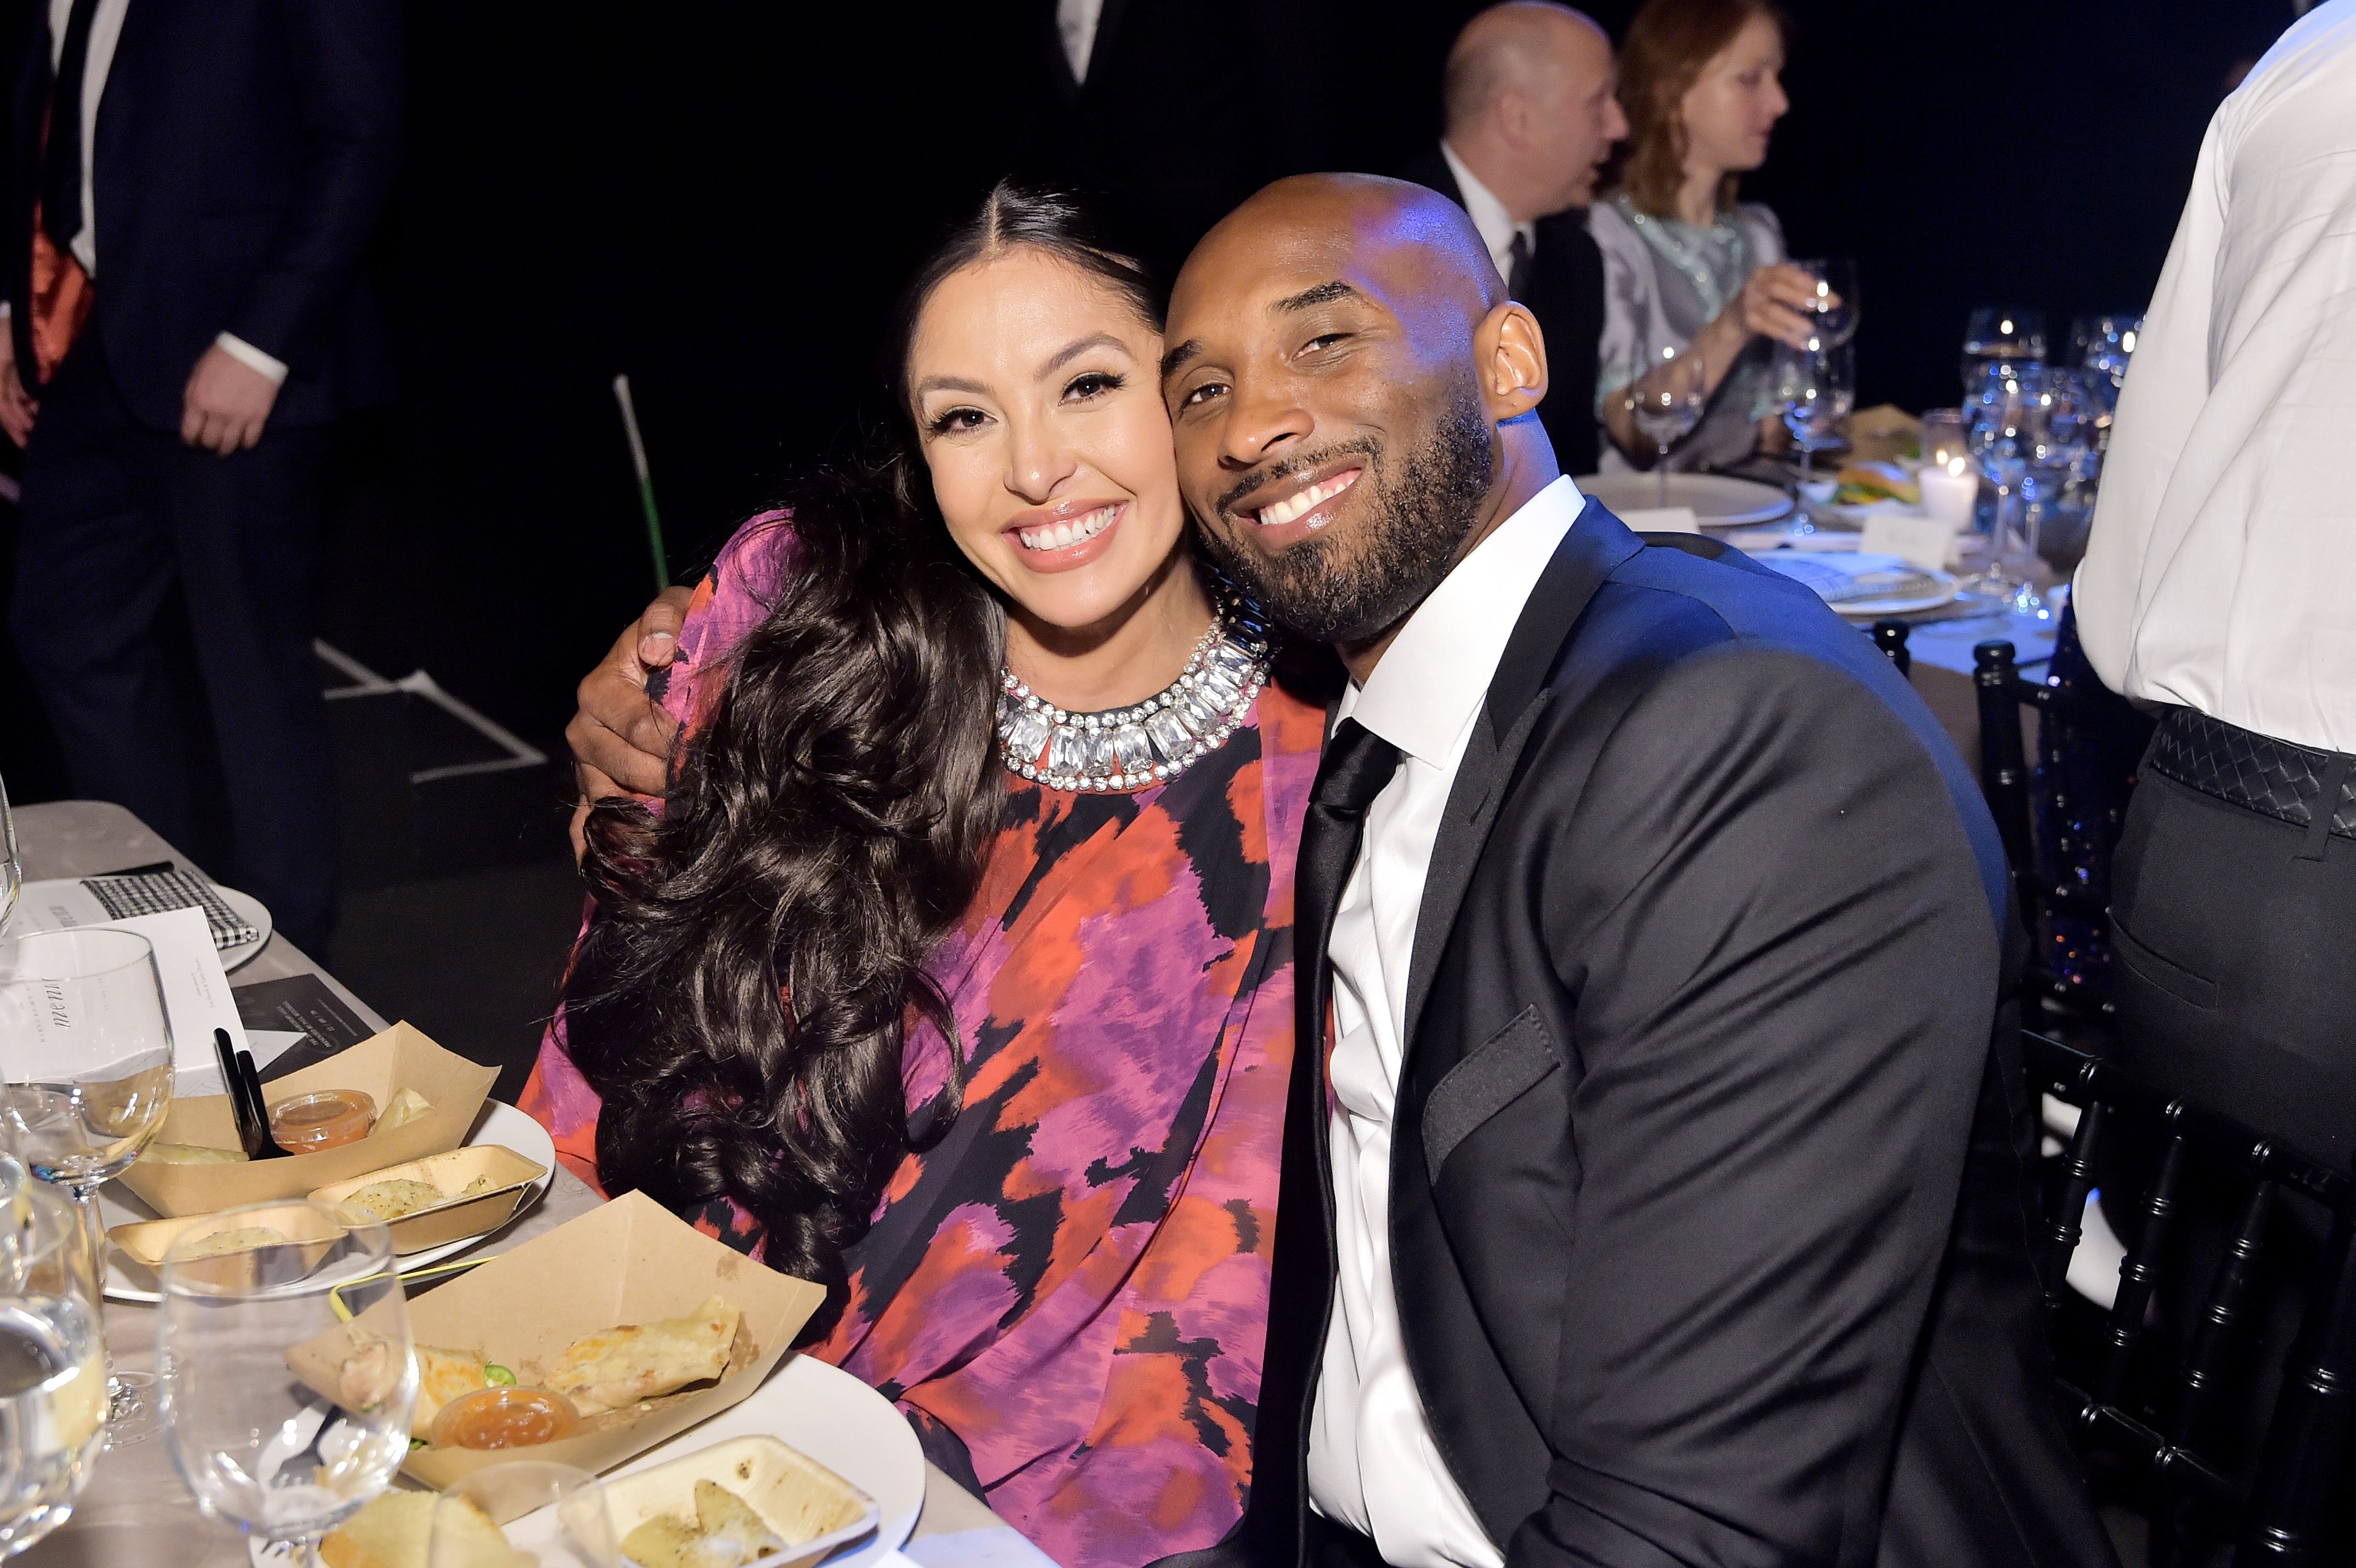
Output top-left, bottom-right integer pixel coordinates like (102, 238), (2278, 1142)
(523, 514), (1323, 1567)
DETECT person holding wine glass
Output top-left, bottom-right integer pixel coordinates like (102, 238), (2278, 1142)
(1591, 0), (1825, 473)
(0, 928), (174, 1443)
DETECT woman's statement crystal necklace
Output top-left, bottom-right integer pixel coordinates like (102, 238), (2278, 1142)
(996, 597), (1274, 793)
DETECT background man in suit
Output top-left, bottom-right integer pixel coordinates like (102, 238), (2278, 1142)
(1154, 174), (2113, 1567)
(0, 0), (402, 953)
(1401, 2), (1622, 476)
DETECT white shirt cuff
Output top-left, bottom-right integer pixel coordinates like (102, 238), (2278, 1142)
(215, 332), (289, 385)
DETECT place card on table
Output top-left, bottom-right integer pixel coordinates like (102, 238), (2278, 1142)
(1858, 511), (1960, 573)
(9, 885), (251, 1083)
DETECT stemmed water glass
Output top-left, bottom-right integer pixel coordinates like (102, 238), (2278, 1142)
(0, 772), (19, 938)
(1794, 258), (1859, 348)
(1772, 338), (1855, 530)
(1965, 363), (2054, 613)
(0, 1153), (109, 1558)
(1960, 307), (2047, 396)
(1625, 343), (1707, 507)
(157, 1201), (415, 1567)
(0, 928), (174, 1442)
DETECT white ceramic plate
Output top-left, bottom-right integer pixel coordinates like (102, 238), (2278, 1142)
(601, 1355), (926, 1567)
(1576, 471), (1794, 528)
(100, 1098), (555, 1302)
(1752, 550), (1961, 617)
(217, 885), (272, 972)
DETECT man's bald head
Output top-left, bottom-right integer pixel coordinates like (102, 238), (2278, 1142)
(1177, 173), (1504, 332)
(1440, 2), (1626, 219)
(1160, 174), (1558, 669)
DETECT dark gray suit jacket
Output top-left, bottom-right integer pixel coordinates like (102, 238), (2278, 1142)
(1169, 500), (2117, 1566)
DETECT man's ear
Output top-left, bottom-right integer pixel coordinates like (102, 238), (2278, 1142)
(1476, 300), (1548, 422)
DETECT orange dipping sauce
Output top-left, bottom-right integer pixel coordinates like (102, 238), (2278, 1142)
(430, 1386), (581, 1451)
(267, 1090), (376, 1153)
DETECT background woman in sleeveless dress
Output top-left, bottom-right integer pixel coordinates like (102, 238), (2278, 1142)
(1592, 0), (1823, 472)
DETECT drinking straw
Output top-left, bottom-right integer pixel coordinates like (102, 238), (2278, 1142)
(612, 374), (670, 591)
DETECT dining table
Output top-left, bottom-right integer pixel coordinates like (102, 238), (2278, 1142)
(12, 799), (1058, 1568)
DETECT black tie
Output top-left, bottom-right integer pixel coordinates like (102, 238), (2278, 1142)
(41, 0), (102, 256)
(1506, 229), (1534, 302)
(1236, 717), (1403, 1560)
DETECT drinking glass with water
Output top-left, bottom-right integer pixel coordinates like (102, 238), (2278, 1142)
(0, 1154), (109, 1558)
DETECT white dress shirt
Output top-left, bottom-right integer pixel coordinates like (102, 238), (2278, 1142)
(2073, 0), (2356, 753)
(1307, 474), (1583, 1568)
(9, 0), (286, 384)
(1440, 140), (1536, 289)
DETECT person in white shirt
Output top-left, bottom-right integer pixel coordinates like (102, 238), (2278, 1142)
(1153, 172), (2113, 1568)
(1401, 2), (1626, 475)
(2074, 0), (2356, 1164)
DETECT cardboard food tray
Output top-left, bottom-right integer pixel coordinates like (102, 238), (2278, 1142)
(308, 1145), (547, 1254)
(108, 1199), (346, 1289)
(293, 1190), (825, 1488)
(119, 1023), (496, 1217)
(599, 1435), (878, 1568)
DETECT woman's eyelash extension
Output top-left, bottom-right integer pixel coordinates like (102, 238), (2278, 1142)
(926, 408), (982, 436)
(1069, 371), (1126, 397)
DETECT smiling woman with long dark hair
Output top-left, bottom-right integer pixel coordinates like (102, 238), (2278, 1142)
(522, 183), (1329, 1567)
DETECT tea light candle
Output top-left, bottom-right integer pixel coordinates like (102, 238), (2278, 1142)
(1919, 455), (1980, 533)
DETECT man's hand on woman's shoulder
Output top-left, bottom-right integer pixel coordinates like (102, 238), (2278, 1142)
(567, 585), (694, 860)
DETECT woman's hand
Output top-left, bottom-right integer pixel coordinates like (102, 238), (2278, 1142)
(1720, 263), (1824, 352)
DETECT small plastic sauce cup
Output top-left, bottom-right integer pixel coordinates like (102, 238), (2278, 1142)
(266, 1090), (377, 1153)
(430, 1385), (582, 1450)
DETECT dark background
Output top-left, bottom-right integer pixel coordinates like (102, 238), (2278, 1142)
(0, 1), (2311, 1071)
(0, 0), (2309, 793)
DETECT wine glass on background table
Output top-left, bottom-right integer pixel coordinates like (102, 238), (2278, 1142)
(1626, 343), (1707, 507)
(1965, 363), (2052, 614)
(432, 1462), (616, 1568)
(1795, 258), (1858, 347)
(0, 772), (19, 938)
(1772, 338), (1854, 531)
(1960, 307), (2047, 396)
(0, 1154), (109, 1557)
(157, 1203), (415, 1567)
(0, 928), (173, 1442)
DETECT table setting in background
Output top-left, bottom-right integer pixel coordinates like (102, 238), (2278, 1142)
(0, 794), (1057, 1568)
(1594, 262), (2145, 736)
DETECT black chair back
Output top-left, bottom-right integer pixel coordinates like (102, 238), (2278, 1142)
(2027, 1030), (2356, 1563)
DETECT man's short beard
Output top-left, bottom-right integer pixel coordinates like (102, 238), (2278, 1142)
(1198, 383), (1495, 648)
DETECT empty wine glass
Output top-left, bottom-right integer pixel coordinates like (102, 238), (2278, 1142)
(0, 1155), (108, 1558)
(1626, 343), (1707, 508)
(157, 1202), (415, 1566)
(1960, 307), (2048, 396)
(1794, 258), (1859, 347)
(434, 1462), (616, 1568)
(1772, 338), (1855, 530)
(1965, 363), (2052, 614)
(0, 774), (18, 939)
(0, 928), (173, 1442)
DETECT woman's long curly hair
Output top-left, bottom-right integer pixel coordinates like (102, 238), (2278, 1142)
(559, 183), (1164, 1338)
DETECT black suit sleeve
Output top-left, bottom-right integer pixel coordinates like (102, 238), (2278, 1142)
(1513, 643), (1999, 1567)
(223, 0), (402, 369)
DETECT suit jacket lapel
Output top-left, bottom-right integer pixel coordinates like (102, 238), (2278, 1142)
(1400, 498), (1644, 1044)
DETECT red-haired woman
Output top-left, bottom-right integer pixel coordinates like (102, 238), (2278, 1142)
(1593, 0), (1821, 471)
